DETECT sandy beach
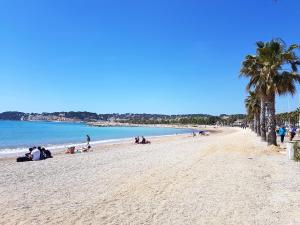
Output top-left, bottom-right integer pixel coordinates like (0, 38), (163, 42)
(1, 127), (300, 225)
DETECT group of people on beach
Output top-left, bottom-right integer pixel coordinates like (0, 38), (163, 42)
(15, 133), (171, 160)
(241, 124), (247, 129)
(16, 146), (53, 162)
(134, 136), (151, 144)
(277, 125), (297, 143)
(65, 135), (92, 154)
(16, 135), (92, 161)
(192, 131), (210, 137)
(65, 145), (92, 154)
(12, 126), (299, 162)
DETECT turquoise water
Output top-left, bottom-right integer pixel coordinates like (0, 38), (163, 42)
(0, 120), (193, 155)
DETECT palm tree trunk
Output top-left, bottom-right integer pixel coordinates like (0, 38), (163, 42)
(256, 114), (261, 136)
(253, 116), (257, 134)
(260, 100), (267, 141)
(267, 93), (277, 146)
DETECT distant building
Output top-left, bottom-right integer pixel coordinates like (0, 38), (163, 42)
(233, 119), (244, 127)
(221, 115), (230, 120)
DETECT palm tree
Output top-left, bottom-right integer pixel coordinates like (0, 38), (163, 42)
(245, 91), (261, 135)
(246, 114), (255, 131)
(246, 39), (300, 145)
(240, 54), (267, 141)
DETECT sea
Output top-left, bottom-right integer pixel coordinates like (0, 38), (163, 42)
(0, 120), (194, 157)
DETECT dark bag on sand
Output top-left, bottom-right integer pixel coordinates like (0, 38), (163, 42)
(44, 150), (53, 158)
(40, 149), (53, 160)
(16, 156), (31, 162)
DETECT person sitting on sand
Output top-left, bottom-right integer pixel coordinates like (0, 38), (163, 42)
(16, 146), (52, 162)
(39, 147), (53, 159)
(141, 136), (151, 144)
(65, 146), (76, 154)
(135, 137), (140, 144)
(25, 147), (35, 158)
(16, 147), (34, 162)
(30, 147), (41, 161)
(44, 148), (53, 158)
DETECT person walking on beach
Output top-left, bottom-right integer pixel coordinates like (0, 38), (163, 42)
(86, 135), (91, 146)
(290, 126), (297, 141)
(278, 126), (286, 143)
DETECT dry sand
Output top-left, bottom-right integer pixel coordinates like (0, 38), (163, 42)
(1, 127), (300, 225)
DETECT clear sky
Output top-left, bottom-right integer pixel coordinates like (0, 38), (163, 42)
(0, 0), (300, 115)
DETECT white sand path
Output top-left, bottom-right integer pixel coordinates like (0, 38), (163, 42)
(0, 128), (300, 225)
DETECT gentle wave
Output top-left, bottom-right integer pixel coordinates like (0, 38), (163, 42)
(0, 133), (192, 158)
(0, 137), (134, 158)
(0, 120), (197, 158)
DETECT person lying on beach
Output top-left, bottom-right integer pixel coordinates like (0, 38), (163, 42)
(66, 145), (93, 154)
(140, 136), (151, 144)
(81, 145), (92, 153)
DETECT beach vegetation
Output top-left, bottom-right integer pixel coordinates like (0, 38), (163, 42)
(245, 91), (261, 135)
(241, 39), (300, 145)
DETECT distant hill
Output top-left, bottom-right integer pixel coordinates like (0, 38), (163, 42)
(0, 111), (246, 125)
(0, 111), (27, 121)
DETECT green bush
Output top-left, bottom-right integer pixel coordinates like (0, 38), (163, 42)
(294, 142), (300, 161)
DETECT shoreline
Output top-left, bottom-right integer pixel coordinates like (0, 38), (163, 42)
(86, 121), (211, 129)
(0, 125), (219, 160)
(0, 133), (186, 160)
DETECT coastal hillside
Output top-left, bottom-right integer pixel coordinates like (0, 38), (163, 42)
(0, 111), (246, 125)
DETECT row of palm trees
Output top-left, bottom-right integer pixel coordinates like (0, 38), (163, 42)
(240, 39), (300, 146)
(276, 108), (300, 126)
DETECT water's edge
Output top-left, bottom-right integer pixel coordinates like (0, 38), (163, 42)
(0, 133), (193, 158)
(0, 121), (198, 158)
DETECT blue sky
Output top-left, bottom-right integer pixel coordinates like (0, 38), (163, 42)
(0, 0), (300, 115)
